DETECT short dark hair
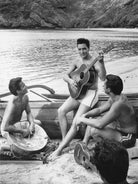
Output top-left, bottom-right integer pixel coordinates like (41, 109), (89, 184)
(106, 74), (123, 95)
(77, 38), (90, 49)
(9, 77), (22, 96)
(91, 139), (129, 184)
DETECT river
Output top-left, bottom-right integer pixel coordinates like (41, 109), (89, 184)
(0, 28), (138, 94)
(0, 29), (138, 184)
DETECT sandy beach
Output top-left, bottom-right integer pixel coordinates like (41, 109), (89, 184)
(0, 146), (138, 184)
(0, 56), (138, 184)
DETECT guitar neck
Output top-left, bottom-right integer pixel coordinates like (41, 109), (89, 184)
(85, 55), (100, 73)
(84, 44), (114, 73)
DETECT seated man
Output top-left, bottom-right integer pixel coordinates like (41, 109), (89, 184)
(48, 38), (106, 160)
(1, 77), (40, 150)
(74, 139), (130, 184)
(76, 74), (137, 148)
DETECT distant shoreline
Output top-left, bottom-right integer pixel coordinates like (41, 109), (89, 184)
(0, 28), (138, 32)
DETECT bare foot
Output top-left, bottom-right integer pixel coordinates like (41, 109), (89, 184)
(48, 149), (61, 162)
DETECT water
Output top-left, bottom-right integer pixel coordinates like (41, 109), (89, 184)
(0, 29), (138, 94)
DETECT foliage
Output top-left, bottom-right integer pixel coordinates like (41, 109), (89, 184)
(0, 0), (137, 28)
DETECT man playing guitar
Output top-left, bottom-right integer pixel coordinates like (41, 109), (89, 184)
(48, 38), (106, 160)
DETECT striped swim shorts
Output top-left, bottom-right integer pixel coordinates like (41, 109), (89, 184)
(118, 130), (136, 148)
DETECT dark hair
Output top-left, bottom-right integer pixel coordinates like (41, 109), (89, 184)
(77, 38), (90, 49)
(91, 139), (129, 184)
(106, 74), (123, 95)
(9, 77), (22, 96)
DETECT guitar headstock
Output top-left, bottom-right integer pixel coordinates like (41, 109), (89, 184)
(102, 43), (114, 54)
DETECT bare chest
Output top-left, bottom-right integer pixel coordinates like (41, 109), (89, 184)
(10, 101), (27, 124)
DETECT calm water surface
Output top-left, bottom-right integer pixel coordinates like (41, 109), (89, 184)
(0, 29), (138, 94)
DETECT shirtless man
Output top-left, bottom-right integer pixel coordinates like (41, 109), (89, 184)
(1, 77), (36, 143)
(76, 74), (137, 148)
(48, 38), (106, 160)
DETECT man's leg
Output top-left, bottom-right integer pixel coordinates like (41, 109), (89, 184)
(83, 125), (92, 145)
(90, 126), (122, 142)
(49, 103), (91, 160)
(0, 131), (11, 151)
(58, 96), (79, 139)
(80, 90), (99, 144)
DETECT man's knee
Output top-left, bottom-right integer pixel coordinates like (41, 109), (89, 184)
(85, 126), (95, 137)
(34, 119), (41, 125)
(1, 130), (9, 139)
(58, 106), (66, 117)
(90, 128), (101, 139)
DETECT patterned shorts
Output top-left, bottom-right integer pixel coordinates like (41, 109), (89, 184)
(118, 130), (136, 148)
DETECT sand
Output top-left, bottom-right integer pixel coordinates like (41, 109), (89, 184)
(0, 149), (138, 184)
(0, 56), (138, 184)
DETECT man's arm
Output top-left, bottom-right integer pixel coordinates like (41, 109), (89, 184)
(83, 98), (112, 118)
(95, 53), (106, 81)
(63, 63), (77, 83)
(25, 95), (35, 134)
(77, 102), (120, 129)
(63, 62), (79, 92)
(1, 99), (24, 134)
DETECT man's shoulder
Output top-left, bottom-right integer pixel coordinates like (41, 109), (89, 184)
(23, 94), (29, 101)
(69, 60), (79, 70)
(5, 96), (16, 110)
(10, 95), (16, 104)
(110, 99), (123, 111)
(74, 59), (82, 67)
(111, 95), (132, 112)
(119, 94), (131, 106)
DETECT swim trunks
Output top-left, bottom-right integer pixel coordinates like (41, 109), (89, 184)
(79, 89), (98, 108)
(118, 130), (136, 148)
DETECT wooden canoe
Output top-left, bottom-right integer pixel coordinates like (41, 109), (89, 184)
(0, 84), (138, 139)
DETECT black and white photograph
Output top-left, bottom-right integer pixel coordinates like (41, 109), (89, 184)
(0, 0), (138, 184)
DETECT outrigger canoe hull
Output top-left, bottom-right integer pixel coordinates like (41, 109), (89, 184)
(0, 85), (138, 139)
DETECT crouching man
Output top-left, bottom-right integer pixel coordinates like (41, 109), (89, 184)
(1, 77), (40, 151)
(76, 74), (137, 148)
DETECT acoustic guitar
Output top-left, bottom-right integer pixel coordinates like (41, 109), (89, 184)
(68, 44), (114, 99)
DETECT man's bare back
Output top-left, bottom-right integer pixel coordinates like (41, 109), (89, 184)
(109, 94), (136, 134)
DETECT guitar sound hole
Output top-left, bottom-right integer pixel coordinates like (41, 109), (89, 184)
(80, 72), (84, 79)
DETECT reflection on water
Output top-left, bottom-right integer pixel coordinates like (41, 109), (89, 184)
(0, 29), (138, 93)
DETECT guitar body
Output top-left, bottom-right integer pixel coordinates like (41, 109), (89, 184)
(68, 64), (95, 99)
